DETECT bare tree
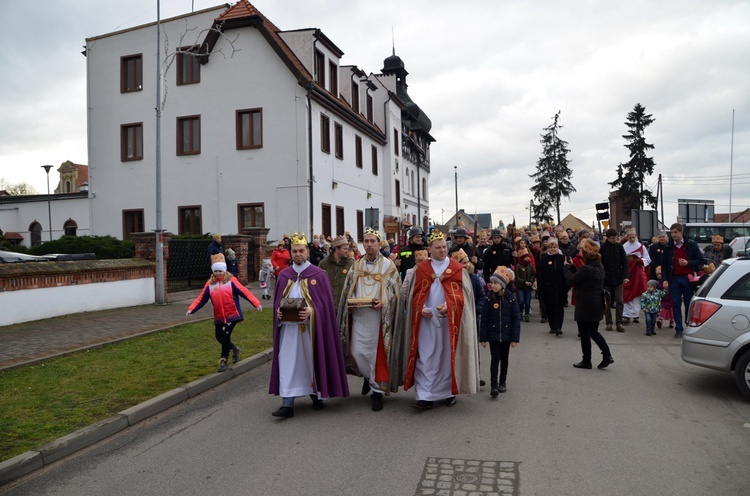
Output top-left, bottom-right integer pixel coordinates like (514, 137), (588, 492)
(0, 178), (37, 195)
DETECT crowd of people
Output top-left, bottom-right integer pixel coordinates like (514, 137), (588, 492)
(188, 221), (731, 419)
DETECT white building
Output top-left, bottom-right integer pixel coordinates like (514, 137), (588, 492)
(84, 0), (434, 242)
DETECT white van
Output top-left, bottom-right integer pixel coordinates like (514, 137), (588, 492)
(683, 223), (750, 250)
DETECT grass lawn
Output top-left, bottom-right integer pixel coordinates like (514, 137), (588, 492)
(0, 311), (273, 462)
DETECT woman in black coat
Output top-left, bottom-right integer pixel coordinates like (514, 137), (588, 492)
(563, 239), (614, 369)
(536, 237), (568, 336)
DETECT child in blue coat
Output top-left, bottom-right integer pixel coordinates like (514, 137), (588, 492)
(640, 279), (667, 336)
(480, 266), (521, 397)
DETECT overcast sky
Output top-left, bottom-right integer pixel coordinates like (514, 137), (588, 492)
(1, 0), (748, 228)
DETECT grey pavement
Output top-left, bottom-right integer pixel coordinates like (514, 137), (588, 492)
(0, 282), (268, 371)
(3, 300), (750, 495)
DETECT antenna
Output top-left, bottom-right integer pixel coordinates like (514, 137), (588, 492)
(392, 26), (395, 55)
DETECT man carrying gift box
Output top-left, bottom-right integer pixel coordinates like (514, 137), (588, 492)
(269, 233), (349, 419)
(338, 227), (401, 411)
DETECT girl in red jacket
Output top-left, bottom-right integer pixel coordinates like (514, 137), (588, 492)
(187, 256), (262, 372)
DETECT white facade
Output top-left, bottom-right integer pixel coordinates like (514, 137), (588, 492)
(85, 1), (432, 242)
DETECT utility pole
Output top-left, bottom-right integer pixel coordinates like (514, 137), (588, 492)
(454, 166), (458, 225)
(154, 0), (165, 304)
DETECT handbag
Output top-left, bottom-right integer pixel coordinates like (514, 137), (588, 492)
(279, 298), (307, 322)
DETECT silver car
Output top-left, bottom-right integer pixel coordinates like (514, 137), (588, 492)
(681, 257), (750, 399)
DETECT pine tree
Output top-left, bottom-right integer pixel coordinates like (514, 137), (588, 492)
(529, 111), (576, 225)
(609, 103), (657, 210)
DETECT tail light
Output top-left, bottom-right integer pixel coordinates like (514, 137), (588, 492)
(687, 300), (722, 326)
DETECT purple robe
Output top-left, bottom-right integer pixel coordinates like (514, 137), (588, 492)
(269, 264), (350, 398)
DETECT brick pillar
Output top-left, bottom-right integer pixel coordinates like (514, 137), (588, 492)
(131, 232), (172, 296)
(240, 227), (270, 283)
(223, 234), (252, 285)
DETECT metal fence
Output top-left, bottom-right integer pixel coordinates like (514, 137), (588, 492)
(167, 239), (211, 293)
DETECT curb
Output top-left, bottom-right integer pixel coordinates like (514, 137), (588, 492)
(0, 348), (273, 486)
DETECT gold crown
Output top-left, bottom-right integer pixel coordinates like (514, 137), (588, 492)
(290, 232), (308, 245)
(364, 227), (381, 240)
(427, 230), (445, 245)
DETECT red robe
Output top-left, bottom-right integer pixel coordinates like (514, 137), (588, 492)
(623, 243), (649, 302)
(404, 259), (466, 395)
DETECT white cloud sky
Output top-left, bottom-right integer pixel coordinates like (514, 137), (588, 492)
(1, 0), (748, 228)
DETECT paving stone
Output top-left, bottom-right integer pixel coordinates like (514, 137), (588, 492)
(416, 457), (519, 496)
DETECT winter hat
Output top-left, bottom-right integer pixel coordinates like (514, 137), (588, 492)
(225, 248), (236, 260)
(647, 279), (658, 289)
(212, 261), (227, 272)
(490, 266), (514, 288)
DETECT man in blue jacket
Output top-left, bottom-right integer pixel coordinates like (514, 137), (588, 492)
(659, 223), (703, 338)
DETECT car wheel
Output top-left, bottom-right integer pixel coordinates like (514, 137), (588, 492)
(735, 349), (750, 400)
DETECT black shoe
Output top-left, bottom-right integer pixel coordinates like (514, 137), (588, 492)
(371, 394), (383, 411)
(549, 329), (556, 334)
(480, 379), (486, 387)
(445, 396), (457, 407)
(541, 318), (548, 323)
(218, 358), (228, 372)
(311, 396), (325, 410)
(412, 400), (433, 410)
(574, 361), (592, 369)
(498, 383), (507, 393)
(674, 332), (683, 338)
(633, 318), (639, 324)
(555, 330), (562, 336)
(490, 388), (499, 398)
(597, 356), (614, 369)
(272, 406), (294, 418)
(361, 378), (371, 396)
(231, 345), (240, 364)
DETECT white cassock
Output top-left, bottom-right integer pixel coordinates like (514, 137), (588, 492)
(277, 262), (316, 398)
(350, 258), (390, 394)
(414, 257), (453, 401)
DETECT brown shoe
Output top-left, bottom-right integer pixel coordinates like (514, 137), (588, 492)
(605, 323), (613, 332)
(617, 325), (625, 332)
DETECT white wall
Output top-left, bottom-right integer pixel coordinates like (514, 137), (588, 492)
(0, 278), (155, 326)
(0, 195), (91, 247)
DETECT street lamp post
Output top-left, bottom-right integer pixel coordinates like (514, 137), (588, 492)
(454, 166), (458, 225)
(41, 165), (53, 241)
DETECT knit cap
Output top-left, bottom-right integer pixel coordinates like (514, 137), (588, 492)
(647, 279), (658, 289)
(490, 266), (514, 288)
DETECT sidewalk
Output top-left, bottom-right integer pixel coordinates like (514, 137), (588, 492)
(0, 282), (268, 372)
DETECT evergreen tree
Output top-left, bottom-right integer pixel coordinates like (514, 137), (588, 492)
(529, 111), (576, 224)
(609, 103), (657, 210)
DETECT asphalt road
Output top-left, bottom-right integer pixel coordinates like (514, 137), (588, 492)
(3, 310), (749, 496)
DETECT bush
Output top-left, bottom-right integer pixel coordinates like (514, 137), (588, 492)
(28, 236), (135, 259)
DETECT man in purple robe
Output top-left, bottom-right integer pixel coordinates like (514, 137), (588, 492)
(269, 233), (349, 418)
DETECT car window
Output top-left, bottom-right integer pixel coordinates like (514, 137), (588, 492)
(721, 270), (750, 301)
(696, 264), (728, 297)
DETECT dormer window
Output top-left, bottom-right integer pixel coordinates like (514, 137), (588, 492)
(329, 61), (338, 96)
(351, 82), (359, 113)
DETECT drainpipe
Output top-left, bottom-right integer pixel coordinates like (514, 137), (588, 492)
(307, 81), (314, 239)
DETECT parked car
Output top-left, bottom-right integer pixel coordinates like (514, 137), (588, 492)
(728, 236), (750, 257)
(682, 257), (750, 399)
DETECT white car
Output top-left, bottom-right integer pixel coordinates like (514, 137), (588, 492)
(729, 236), (750, 257)
(681, 257), (750, 399)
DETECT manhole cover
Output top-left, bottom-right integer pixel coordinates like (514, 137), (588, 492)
(416, 457), (519, 495)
